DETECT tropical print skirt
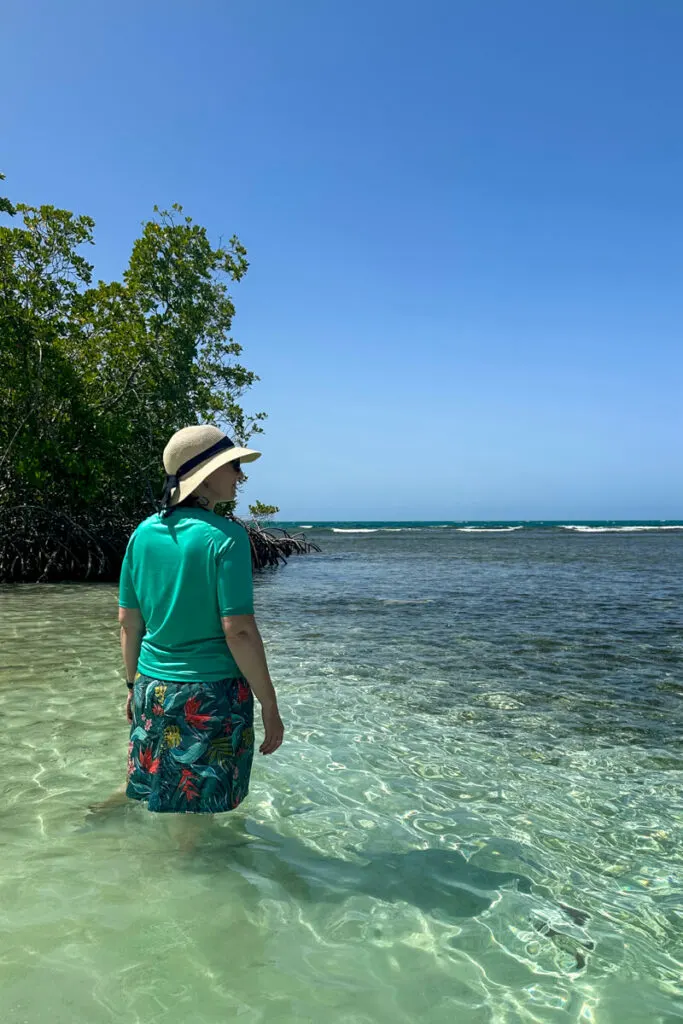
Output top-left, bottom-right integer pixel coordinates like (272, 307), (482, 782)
(126, 673), (255, 814)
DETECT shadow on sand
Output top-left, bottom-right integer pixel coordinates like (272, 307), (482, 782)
(83, 799), (593, 968)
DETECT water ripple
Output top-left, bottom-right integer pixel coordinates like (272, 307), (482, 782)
(1, 530), (683, 1022)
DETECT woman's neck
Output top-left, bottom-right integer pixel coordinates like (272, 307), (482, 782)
(175, 494), (214, 513)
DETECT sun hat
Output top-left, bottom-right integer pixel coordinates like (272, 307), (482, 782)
(160, 425), (261, 512)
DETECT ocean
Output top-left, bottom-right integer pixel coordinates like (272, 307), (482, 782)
(1, 521), (682, 1023)
(278, 519), (683, 534)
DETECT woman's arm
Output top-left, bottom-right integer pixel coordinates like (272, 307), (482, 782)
(221, 613), (284, 755)
(119, 606), (145, 681)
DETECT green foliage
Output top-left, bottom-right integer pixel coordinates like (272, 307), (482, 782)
(1, 187), (265, 511)
(0, 197), (97, 506)
(0, 172), (15, 216)
(248, 501), (280, 522)
(0, 179), (280, 579)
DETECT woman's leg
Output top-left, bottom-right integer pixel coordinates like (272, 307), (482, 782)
(167, 812), (214, 853)
(88, 783), (128, 815)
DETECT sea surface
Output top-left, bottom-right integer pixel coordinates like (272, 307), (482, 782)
(1, 522), (682, 1023)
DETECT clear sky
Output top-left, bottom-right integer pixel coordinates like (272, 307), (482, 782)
(3, 0), (682, 520)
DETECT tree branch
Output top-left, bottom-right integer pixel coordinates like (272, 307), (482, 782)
(0, 403), (36, 472)
(94, 357), (145, 413)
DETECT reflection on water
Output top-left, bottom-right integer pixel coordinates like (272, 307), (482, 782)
(2, 528), (683, 1023)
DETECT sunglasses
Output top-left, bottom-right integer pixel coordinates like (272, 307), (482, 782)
(231, 459), (241, 473)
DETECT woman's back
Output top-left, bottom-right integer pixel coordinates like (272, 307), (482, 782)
(119, 507), (254, 683)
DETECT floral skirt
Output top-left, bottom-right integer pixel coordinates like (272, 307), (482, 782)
(126, 673), (254, 814)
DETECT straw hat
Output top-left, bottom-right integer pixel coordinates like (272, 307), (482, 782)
(161, 425), (261, 510)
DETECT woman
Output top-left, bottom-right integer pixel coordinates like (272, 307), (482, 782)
(118, 424), (284, 818)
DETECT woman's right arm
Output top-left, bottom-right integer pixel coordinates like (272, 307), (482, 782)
(221, 614), (284, 755)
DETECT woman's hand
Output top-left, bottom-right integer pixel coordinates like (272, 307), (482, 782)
(126, 692), (133, 723)
(260, 703), (284, 755)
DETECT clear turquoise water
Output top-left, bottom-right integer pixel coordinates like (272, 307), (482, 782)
(1, 525), (682, 1023)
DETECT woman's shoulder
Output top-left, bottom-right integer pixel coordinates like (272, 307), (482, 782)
(132, 509), (248, 547)
(125, 512), (162, 544)
(206, 513), (250, 545)
(173, 508), (248, 544)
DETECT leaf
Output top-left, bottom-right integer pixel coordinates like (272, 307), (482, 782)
(207, 737), (233, 764)
(170, 741), (207, 764)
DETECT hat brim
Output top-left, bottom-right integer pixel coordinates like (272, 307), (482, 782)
(169, 447), (261, 507)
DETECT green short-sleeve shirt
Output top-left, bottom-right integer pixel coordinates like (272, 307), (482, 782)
(118, 508), (253, 682)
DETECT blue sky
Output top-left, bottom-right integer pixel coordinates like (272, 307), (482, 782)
(3, 0), (682, 520)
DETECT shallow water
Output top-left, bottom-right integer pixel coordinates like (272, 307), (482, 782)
(1, 527), (682, 1023)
